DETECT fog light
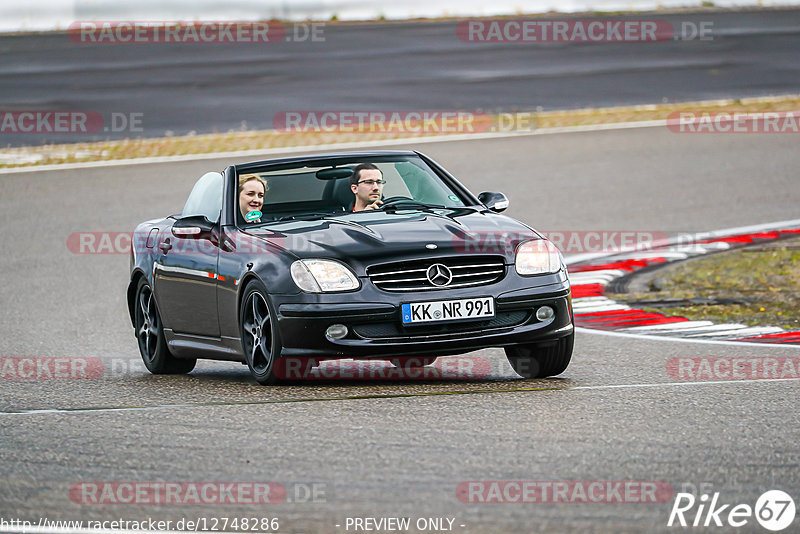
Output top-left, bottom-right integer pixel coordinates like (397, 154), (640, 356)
(326, 324), (348, 340)
(536, 306), (555, 321)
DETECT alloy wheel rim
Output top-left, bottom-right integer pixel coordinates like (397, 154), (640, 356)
(242, 292), (272, 374)
(137, 286), (159, 362)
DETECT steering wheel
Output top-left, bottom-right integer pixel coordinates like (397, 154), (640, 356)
(378, 196), (415, 209)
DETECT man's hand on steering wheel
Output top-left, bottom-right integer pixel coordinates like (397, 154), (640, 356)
(377, 196), (414, 209)
(363, 198), (384, 210)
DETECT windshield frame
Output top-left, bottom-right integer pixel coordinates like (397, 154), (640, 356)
(231, 152), (481, 228)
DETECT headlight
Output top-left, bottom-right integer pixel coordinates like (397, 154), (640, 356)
(515, 239), (563, 275)
(290, 259), (360, 292)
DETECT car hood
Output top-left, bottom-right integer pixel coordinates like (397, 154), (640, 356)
(243, 208), (542, 273)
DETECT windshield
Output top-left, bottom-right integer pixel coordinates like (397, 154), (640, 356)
(235, 154), (469, 224)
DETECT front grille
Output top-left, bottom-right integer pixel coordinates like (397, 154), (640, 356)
(353, 310), (529, 339)
(367, 255), (505, 292)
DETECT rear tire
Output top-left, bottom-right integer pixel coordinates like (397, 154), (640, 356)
(505, 333), (573, 378)
(134, 278), (196, 374)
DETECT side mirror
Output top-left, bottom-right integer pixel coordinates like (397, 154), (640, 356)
(478, 191), (509, 213)
(173, 215), (215, 237)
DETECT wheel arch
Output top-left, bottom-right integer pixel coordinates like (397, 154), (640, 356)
(236, 272), (268, 324)
(127, 269), (148, 327)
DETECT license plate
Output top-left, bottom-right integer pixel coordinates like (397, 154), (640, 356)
(401, 297), (495, 325)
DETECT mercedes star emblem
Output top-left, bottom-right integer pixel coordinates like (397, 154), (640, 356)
(426, 263), (453, 286)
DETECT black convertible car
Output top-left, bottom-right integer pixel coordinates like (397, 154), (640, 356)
(127, 151), (573, 384)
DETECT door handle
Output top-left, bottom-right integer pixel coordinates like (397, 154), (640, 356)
(159, 239), (172, 252)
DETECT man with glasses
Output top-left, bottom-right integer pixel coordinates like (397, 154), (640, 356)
(350, 162), (386, 211)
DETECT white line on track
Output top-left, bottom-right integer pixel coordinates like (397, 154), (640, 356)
(571, 378), (799, 391)
(1, 376), (797, 417)
(619, 321), (716, 332)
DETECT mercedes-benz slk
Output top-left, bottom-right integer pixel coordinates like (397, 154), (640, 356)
(127, 151), (573, 384)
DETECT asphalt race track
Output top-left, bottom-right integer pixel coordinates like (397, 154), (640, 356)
(1, 125), (799, 532)
(2, 5), (800, 533)
(0, 9), (799, 145)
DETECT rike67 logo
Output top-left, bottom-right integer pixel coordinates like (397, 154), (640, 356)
(668, 489), (796, 531)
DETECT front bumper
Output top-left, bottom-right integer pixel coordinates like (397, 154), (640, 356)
(272, 271), (573, 359)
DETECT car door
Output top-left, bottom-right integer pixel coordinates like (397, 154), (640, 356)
(154, 172), (223, 337)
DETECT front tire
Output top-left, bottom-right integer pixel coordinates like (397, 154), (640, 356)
(134, 278), (196, 374)
(505, 333), (573, 378)
(240, 280), (281, 385)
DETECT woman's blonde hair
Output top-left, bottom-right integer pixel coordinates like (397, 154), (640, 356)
(238, 173), (268, 193)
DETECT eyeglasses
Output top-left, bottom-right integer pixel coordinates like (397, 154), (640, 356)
(357, 180), (386, 186)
